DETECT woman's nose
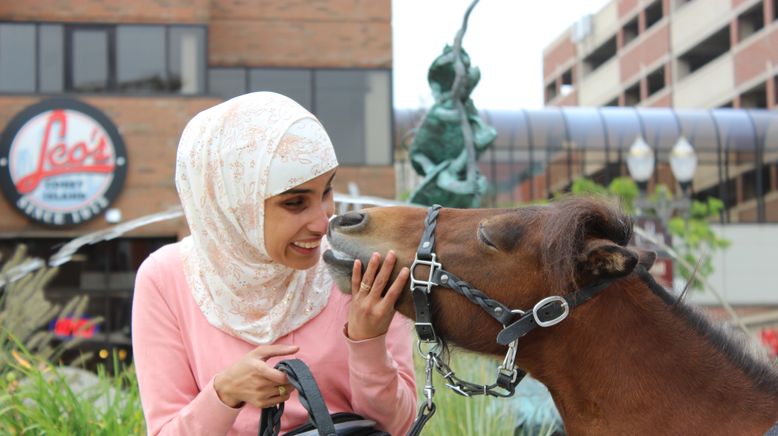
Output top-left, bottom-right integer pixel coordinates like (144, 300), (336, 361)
(308, 204), (330, 234)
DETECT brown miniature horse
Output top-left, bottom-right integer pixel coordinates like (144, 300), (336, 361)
(323, 197), (778, 435)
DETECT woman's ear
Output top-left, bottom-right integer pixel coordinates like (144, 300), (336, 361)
(577, 238), (638, 279)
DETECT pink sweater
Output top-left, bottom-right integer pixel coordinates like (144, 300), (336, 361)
(132, 243), (417, 435)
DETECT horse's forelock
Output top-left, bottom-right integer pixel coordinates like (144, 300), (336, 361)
(540, 196), (633, 288)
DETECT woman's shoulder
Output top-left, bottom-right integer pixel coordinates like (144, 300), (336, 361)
(137, 241), (184, 280)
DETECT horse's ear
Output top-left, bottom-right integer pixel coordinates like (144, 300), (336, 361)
(577, 238), (638, 279)
(637, 249), (656, 270)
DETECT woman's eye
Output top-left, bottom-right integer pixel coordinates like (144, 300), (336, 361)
(323, 186), (333, 198)
(284, 198), (305, 208)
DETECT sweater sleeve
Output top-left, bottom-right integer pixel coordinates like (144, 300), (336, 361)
(131, 255), (241, 436)
(345, 314), (417, 435)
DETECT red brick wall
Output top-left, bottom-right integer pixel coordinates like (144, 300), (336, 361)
(0, 0), (392, 68)
(0, 0), (210, 23)
(618, 0), (640, 19)
(620, 22), (669, 83)
(543, 38), (576, 81)
(333, 167), (395, 200)
(209, 0), (391, 68)
(734, 25), (778, 86)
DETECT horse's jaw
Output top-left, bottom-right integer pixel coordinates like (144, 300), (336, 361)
(322, 247), (356, 294)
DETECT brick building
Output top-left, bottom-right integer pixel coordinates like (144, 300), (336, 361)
(538, 0), (778, 313)
(0, 0), (393, 365)
(543, 0), (778, 109)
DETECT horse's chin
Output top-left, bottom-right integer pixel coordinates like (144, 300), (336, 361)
(322, 249), (355, 294)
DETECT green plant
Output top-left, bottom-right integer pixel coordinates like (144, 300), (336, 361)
(567, 177), (729, 290)
(0, 342), (145, 435)
(667, 196), (729, 290)
(0, 245), (100, 366)
(412, 349), (560, 436)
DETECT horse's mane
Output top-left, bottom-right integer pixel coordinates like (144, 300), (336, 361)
(539, 195), (633, 289)
(635, 266), (778, 395)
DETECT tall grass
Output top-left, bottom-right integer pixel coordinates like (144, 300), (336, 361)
(412, 349), (562, 436)
(0, 344), (145, 435)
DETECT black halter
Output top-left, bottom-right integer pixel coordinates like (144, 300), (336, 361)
(411, 204), (614, 346)
(406, 205), (616, 435)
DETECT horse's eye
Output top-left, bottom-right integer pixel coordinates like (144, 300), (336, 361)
(478, 224), (499, 251)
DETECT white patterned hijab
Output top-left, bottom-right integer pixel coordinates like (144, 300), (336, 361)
(175, 92), (338, 345)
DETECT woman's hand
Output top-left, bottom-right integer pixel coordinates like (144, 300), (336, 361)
(213, 344), (298, 408)
(347, 251), (410, 341)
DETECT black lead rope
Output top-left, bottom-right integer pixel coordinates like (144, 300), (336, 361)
(406, 403), (436, 436)
(260, 359), (336, 436)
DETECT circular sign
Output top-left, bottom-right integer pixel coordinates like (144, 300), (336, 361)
(0, 98), (127, 226)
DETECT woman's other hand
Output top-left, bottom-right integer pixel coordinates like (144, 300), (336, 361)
(213, 344), (298, 408)
(347, 251), (410, 341)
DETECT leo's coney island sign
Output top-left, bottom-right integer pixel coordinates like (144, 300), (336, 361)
(0, 99), (127, 226)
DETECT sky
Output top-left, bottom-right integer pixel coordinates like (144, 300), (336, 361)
(392, 0), (612, 110)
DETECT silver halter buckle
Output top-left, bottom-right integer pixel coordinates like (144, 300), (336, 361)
(532, 295), (570, 327)
(410, 252), (442, 294)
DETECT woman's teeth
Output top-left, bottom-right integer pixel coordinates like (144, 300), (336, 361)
(293, 241), (320, 249)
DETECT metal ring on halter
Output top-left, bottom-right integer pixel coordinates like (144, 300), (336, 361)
(359, 281), (371, 292)
(416, 339), (442, 358)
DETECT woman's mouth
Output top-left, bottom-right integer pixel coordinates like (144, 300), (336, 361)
(291, 240), (321, 254)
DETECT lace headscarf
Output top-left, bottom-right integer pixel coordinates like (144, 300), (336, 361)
(175, 92), (338, 344)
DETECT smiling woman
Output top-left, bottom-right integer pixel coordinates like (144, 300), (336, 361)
(263, 170), (336, 270)
(131, 92), (417, 436)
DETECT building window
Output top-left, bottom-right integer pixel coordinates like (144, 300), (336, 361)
(545, 81), (557, 102)
(644, 0), (663, 30)
(0, 22), (205, 95)
(740, 82), (767, 108)
(624, 82), (641, 106)
(117, 26), (166, 91)
(560, 68), (574, 96)
(622, 17), (639, 47)
(169, 27), (206, 94)
(250, 69), (312, 110)
(39, 24), (64, 92)
(207, 67), (392, 165)
(737, 3), (765, 43)
(0, 23), (36, 92)
(207, 68), (247, 100)
(583, 36), (617, 74)
(646, 66), (665, 97)
(677, 26), (730, 79)
(69, 27), (111, 92)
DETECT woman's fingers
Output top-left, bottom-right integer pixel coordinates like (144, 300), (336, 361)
(369, 250), (397, 299)
(378, 266), (409, 310)
(351, 259), (362, 294)
(356, 252), (380, 297)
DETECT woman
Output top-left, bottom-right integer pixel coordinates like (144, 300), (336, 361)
(132, 92), (417, 435)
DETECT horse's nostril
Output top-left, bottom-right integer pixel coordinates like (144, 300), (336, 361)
(331, 211), (368, 232)
(339, 212), (366, 227)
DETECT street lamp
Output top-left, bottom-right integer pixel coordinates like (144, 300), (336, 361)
(626, 135), (698, 223)
(669, 136), (697, 196)
(626, 135), (698, 293)
(626, 136), (654, 193)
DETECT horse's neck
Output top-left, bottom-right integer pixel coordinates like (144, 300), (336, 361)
(521, 274), (778, 435)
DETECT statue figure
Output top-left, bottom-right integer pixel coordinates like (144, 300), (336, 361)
(408, 44), (497, 208)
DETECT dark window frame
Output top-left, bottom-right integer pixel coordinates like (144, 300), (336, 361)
(0, 20), (207, 96)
